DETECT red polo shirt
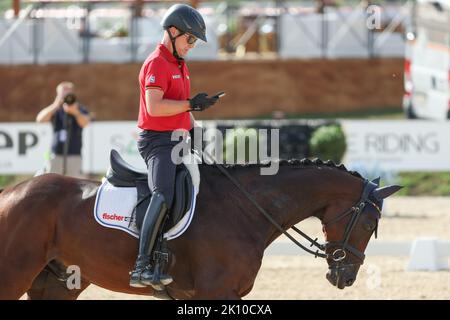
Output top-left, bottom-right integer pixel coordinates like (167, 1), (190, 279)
(138, 44), (191, 131)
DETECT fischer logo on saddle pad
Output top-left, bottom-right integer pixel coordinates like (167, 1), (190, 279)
(102, 212), (130, 222)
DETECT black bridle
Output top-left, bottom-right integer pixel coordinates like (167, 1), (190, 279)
(321, 183), (382, 263)
(288, 182), (382, 263)
(202, 150), (381, 263)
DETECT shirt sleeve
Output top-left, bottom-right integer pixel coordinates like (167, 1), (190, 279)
(144, 58), (168, 93)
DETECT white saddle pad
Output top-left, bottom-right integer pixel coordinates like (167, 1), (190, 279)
(94, 157), (200, 241)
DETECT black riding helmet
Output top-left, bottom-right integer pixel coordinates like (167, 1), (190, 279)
(161, 4), (207, 42)
(161, 4), (207, 60)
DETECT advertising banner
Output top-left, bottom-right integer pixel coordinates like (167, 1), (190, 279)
(341, 120), (450, 172)
(2, 121), (450, 175)
(0, 123), (52, 174)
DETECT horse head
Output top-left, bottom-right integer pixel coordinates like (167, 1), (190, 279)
(321, 178), (402, 289)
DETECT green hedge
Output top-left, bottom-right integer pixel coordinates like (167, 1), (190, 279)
(309, 124), (347, 163)
(396, 172), (450, 196)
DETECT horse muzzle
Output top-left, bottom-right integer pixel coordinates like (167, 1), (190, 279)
(326, 264), (361, 289)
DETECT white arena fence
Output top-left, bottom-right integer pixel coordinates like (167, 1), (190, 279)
(0, 2), (409, 64)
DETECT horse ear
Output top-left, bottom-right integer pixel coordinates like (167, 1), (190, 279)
(371, 177), (381, 186)
(373, 185), (403, 200)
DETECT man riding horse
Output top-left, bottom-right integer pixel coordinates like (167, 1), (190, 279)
(129, 4), (221, 289)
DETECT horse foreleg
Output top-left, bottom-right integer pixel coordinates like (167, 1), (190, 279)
(0, 209), (56, 299)
(0, 261), (48, 300)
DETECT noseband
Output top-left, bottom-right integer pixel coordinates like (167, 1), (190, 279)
(322, 193), (381, 263)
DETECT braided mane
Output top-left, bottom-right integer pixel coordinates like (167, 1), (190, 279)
(220, 158), (363, 180)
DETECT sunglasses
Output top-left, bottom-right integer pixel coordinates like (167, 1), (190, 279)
(184, 33), (198, 45)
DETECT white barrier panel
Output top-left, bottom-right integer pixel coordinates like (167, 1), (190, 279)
(82, 121), (145, 175)
(341, 120), (450, 171)
(0, 123), (52, 174)
(406, 237), (449, 271)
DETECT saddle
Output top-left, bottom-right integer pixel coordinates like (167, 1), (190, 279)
(105, 149), (193, 232)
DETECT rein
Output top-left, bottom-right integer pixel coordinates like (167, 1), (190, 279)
(199, 150), (327, 257)
(200, 150), (380, 262)
(214, 159), (328, 258)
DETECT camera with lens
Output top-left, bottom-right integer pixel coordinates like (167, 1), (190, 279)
(63, 93), (77, 105)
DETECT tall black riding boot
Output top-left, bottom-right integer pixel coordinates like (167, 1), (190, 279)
(129, 192), (171, 288)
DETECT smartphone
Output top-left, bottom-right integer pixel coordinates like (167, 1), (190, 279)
(212, 92), (226, 99)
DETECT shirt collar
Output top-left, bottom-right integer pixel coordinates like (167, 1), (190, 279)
(158, 43), (183, 64)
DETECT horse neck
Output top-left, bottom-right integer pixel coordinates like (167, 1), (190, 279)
(223, 164), (364, 247)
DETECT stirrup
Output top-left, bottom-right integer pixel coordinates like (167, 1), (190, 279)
(153, 250), (169, 263)
(148, 260), (173, 288)
(152, 250), (173, 286)
(139, 250), (172, 288)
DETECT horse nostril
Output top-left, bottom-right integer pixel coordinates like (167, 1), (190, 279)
(346, 278), (354, 286)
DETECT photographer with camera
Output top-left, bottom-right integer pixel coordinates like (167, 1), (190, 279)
(36, 81), (90, 178)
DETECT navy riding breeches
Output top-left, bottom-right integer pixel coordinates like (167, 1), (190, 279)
(137, 129), (191, 209)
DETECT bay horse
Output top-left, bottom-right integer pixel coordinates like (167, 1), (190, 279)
(0, 159), (401, 300)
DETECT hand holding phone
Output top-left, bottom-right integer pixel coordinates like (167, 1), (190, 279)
(190, 92), (220, 111)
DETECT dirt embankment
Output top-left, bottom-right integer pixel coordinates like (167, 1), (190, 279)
(0, 58), (403, 122)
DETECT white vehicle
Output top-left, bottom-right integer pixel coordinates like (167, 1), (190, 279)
(403, 0), (450, 120)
